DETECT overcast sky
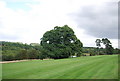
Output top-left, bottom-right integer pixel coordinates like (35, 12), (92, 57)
(0, 0), (119, 48)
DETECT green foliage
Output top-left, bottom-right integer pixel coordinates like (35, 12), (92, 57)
(40, 25), (83, 59)
(95, 39), (101, 47)
(1, 41), (41, 61)
(102, 38), (114, 55)
(99, 47), (106, 55)
(27, 49), (40, 59)
(89, 49), (97, 56)
(95, 38), (116, 55)
(16, 49), (28, 60)
(95, 39), (102, 55)
(105, 44), (114, 55)
(113, 48), (120, 54)
(102, 38), (111, 45)
(83, 46), (120, 56)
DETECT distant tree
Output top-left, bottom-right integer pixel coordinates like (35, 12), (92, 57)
(2, 41), (42, 61)
(102, 38), (113, 55)
(40, 25), (83, 59)
(95, 39), (102, 55)
(113, 48), (120, 54)
(95, 39), (101, 47)
(99, 47), (105, 55)
(102, 38), (111, 45)
(89, 49), (96, 56)
(105, 44), (114, 54)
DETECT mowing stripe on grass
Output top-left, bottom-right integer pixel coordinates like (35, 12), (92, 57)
(2, 55), (118, 79)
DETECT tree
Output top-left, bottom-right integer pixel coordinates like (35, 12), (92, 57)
(16, 49), (28, 60)
(95, 39), (102, 55)
(40, 25), (83, 59)
(105, 44), (114, 54)
(102, 38), (111, 46)
(1, 41), (42, 61)
(89, 49), (97, 56)
(102, 38), (113, 55)
(27, 49), (40, 59)
(114, 48), (120, 54)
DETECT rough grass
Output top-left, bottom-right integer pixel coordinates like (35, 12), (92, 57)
(2, 55), (118, 79)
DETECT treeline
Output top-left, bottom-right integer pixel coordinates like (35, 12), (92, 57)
(1, 41), (41, 61)
(1, 41), (120, 61)
(82, 47), (120, 56)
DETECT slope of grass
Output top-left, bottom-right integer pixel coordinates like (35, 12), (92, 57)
(2, 55), (118, 79)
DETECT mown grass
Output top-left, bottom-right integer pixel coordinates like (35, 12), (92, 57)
(2, 55), (118, 79)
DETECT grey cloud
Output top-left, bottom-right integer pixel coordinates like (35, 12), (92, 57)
(70, 2), (118, 39)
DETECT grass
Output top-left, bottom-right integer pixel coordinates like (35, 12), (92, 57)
(2, 55), (118, 79)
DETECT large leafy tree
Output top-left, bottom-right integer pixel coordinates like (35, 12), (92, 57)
(40, 25), (83, 59)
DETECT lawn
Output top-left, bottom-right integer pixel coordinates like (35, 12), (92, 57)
(2, 55), (118, 79)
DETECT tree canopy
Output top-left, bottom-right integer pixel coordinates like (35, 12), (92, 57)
(95, 39), (102, 55)
(40, 25), (83, 59)
(102, 38), (113, 54)
(1, 41), (41, 61)
(95, 38), (114, 55)
(95, 39), (101, 48)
